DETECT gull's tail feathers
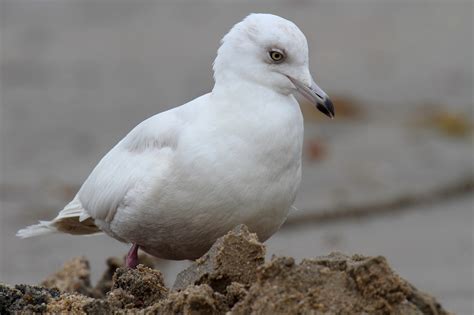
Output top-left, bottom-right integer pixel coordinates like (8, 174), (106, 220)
(16, 220), (57, 238)
(16, 197), (102, 239)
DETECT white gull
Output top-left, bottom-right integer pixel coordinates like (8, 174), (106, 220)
(17, 13), (334, 268)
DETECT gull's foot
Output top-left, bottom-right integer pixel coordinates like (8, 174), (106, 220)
(125, 243), (139, 268)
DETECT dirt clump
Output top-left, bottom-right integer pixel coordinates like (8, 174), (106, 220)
(149, 284), (229, 314)
(0, 283), (60, 314)
(174, 224), (265, 293)
(225, 281), (248, 308)
(107, 264), (168, 309)
(231, 253), (441, 314)
(46, 293), (111, 314)
(93, 256), (123, 297)
(1, 224), (452, 314)
(95, 253), (156, 297)
(41, 256), (99, 297)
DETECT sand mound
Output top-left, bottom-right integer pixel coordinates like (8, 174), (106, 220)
(0, 225), (451, 314)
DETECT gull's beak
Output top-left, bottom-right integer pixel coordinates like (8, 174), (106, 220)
(287, 76), (335, 119)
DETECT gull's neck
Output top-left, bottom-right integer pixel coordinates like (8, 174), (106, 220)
(211, 73), (294, 111)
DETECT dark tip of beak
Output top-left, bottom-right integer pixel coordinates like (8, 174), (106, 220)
(317, 98), (335, 119)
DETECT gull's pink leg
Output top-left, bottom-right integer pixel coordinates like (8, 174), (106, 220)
(125, 243), (139, 268)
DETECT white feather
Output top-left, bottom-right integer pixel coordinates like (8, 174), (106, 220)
(16, 221), (54, 238)
(16, 198), (94, 238)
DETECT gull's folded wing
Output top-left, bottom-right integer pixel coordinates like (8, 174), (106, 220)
(17, 107), (187, 238)
(78, 111), (183, 223)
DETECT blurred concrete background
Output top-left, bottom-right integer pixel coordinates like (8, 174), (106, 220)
(0, 1), (472, 314)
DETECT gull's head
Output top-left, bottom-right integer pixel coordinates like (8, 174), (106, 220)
(213, 13), (334, 118)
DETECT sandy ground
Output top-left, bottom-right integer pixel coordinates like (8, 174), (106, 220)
(1, 195), (472, 314)
(0, 225), (455, 314)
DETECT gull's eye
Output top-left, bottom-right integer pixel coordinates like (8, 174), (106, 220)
(269, 50), (285, 63)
